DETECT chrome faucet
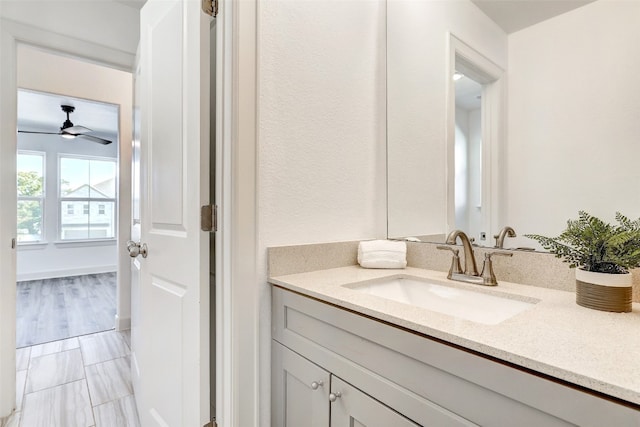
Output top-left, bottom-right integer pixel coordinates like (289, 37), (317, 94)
(494, 226), (516, 249)
(438, 229), (512, 286)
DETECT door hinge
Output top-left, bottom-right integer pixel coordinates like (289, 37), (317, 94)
(201, 204), (217, 232)
(202, 0), (218, 17)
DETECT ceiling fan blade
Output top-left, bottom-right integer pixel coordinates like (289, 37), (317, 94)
(76, 134), (113, 145)
(18, 130), (61, 135)
(63, 125), (92, 134)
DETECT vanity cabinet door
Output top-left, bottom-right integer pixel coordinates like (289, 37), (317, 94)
(273, 341), (331, 427)
(330, 377), (420, 427)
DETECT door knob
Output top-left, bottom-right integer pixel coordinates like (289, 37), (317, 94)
(127, 240), (148, 258)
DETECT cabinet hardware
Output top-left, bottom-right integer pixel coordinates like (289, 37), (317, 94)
(310, 381), (323, 390)
(329, 391), (342, 402)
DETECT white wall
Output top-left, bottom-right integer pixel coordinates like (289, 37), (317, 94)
(1, 0), (139, 59)
(17, 132), (118, 281)
(259, 1), (387, 247)
(505, 0), (640, 248)
(387, 0), (507, 239)
(257, 0), (387, 424)
(17, 45), (133, 327)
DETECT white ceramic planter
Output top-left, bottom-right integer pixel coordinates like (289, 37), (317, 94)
(575, 268), (632, 313)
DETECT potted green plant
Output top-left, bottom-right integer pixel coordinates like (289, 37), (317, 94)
(525, 211), (640, 312)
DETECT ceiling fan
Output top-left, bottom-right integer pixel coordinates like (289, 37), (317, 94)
(18, 105), (113, 145)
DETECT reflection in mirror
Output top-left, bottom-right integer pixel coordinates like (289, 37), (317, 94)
(387, 0), (640, 250)
(454, 72), (483, 241)
(447, 35), (505, 246)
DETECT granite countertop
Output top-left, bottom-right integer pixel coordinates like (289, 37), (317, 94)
(269, 266), (640, 406)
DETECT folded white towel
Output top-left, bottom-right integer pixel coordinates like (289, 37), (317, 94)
(357, 240), (407, 269)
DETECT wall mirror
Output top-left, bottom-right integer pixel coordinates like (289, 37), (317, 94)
(387, 0), (640, 250)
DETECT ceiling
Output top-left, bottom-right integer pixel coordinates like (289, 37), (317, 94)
(18, 90), (119, 138)
(471, 0), (597, 34)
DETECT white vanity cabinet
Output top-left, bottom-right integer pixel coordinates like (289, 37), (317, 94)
(273, 342), (421, 426)
(271, 286), (640, 427)
(272, 341), (330, 426)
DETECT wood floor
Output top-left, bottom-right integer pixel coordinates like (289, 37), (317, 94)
(1, 329), (139, 427)
(16, 273), (117, 348)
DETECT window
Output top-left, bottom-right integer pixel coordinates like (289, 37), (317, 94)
(17, 152), (45, 242)
(59, 156), (117, 240)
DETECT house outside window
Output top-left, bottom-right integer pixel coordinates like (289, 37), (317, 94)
(59, 156), (117, 240)
(17, 151), (45, 243)
(67, 205), (74, 215)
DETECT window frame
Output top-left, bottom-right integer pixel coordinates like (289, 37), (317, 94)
(58, 154), (118, 241)
(17, 150), (46, 244)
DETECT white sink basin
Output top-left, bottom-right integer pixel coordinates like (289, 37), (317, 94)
(347, 276), (536, 325)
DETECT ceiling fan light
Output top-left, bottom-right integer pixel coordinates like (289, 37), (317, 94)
(61, 133), (76, 140)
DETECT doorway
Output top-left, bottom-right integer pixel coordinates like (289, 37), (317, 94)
(2, 42), (137, 425)
(13, 45), (133, 342)
(447, 34), (505, 244)
(0, 20), (137, 420)
(16, 88), (121, 348)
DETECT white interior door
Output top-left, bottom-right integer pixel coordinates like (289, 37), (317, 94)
(136, 1), (211, 425)
(130, 52), (142, 402)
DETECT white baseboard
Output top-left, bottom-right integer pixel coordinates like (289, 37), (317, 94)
(115, 314), (131, 331)
(16, 265), (117, 282)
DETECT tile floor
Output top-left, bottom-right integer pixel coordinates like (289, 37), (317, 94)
(1, 330), (140, 427)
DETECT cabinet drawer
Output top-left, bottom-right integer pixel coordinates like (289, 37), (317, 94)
(272, 286), (640, 427)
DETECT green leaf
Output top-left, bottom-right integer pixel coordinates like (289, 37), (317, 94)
(524, 211), (640, 273)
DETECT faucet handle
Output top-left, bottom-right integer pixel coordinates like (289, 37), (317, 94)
(436, 245), (458, 255)
(485, 250), (513, 259)
(437, 245), (463, 278)
(480, 251), (513, 285)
